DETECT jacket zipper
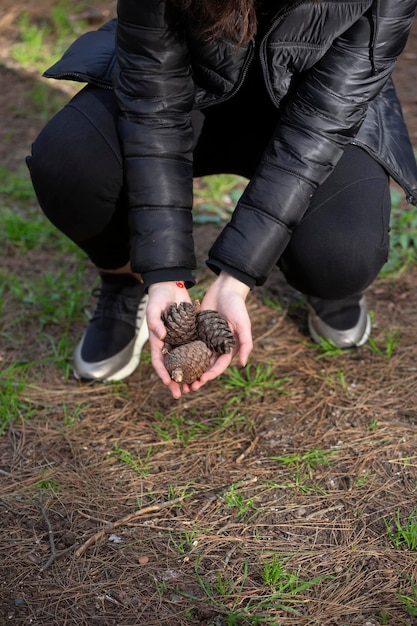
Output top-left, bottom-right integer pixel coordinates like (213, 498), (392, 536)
(259, 0), (305, 103)
(350, 140), (417, 205)
(197, 0), (303, 110)
(195, 41), (255, 110)
(44, 71), (114, 90)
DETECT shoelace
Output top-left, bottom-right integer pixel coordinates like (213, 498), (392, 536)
(90, 287), (144, 328)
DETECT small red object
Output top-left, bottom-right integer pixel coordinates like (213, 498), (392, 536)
(176, 281), (185, 288)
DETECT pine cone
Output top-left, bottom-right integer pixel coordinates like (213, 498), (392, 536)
(163, 340), (212, 384)
(161, 302), (198, 346)
(197, 310), (235, 354)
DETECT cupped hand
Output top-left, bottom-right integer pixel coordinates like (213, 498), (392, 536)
(190, 271), (253, 392)
(147, 273), (253, 398)
(147, 281), (193, 399)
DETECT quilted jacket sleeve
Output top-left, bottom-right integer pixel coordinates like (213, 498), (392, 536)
(114, 0), (196, 286)
(208, 0), (417, 286)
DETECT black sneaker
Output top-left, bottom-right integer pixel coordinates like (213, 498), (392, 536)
(307, 293), (371, 349)
(74, 273), (148, 382)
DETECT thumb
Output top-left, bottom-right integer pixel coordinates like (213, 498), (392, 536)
(235, 326), (253, 367)
(147, 314), (167, 342)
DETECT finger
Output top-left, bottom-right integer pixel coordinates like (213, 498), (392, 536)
(150, 344), (188, 398)
(190, 379), (206, 392)
(238, 340), (253, 367)
(148, 318), (167, 342)
(197, 353), (233, 384)
(153, 358), (172, 386)
(234, 325), (253, 367)
(149, 335), (172, 385)
(167, 380), (183, 399)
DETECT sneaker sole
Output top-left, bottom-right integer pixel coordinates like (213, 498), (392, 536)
(308, 310), (371, 349)
(103, 306), (149, 381)
(74, 295), (149, 383)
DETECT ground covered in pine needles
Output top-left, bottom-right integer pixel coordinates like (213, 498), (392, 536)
(1, 3), (417, 625)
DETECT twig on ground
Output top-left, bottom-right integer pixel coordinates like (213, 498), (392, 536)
(253, 319), (285, 344)
(235, 436), (259, 464)
(77, 509), (112, 525)
(305, 504), (345, 520)
(42, 544), (77, 571)
(39, 490), (57, 571)
(75, 496), (186, 557)
(76, 477), (260, 557)
(38, 490), (80, 571)
(193, 495), (219, 522)
(7, 421), (27, 460)
(2, 472), (55, 495)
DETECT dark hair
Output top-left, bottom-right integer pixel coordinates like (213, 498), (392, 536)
(171, 0), (257, 45)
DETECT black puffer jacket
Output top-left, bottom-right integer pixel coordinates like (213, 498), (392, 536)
(45, 0), (417, 288)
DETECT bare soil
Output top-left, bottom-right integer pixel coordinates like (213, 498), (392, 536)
(1, 4), (417, 626)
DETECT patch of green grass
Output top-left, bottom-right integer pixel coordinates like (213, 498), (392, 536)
(0, 285), (4, 319)
(1, 207), (58, 253)
(188, 283), (210, 304)
(10, 5), (87, 74)
(167, 483), (194, 501)
(193, 174), (247, 224)
(138, 347), (152, 365)
(1, 263), (90, 378)
(169, 529), (199, 554)
(152, 410), (212, 446)
(261, 554), (327, 596)
(271, 448), (336, 475)
(29, 82), (69, 121)
(355, 470), (369, 487)
(384, 508), (417, 551)
(35, 475), (61, 493)
(112, 442), (154, 477)
(222, 481), (258, 519)
(62, 402), (84, 428)
(397, 577), (417, 617)
(310, 336), (345, 359)
(189, 554), (327, 623)
(214, 407), (250, 430)
(0, 364), (37, 435)
(2, 266), (89, 330)
(375, 610), (389, 625)
(41, 332), (76, 379)
(367, 417), (379, 431)
(221, 363), (291, 400)
(380, 188), (417, 277)
(260, 293), (283, 311)
(0, 167), (35, 204)
(0, 167), (88, 259)
(367, 329), (399, 359)
(193, 557), (259, 623)
(269, 448), (337, 492)
(320, 366), (348, 392)
(1, 214), (87, 259)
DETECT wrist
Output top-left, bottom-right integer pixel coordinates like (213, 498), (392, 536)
(141, 269), (195, 291)
(217, 271), (251, 298)
(148, 280), (188, 294)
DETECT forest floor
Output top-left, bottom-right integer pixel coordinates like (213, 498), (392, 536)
(1, 3), (417, 625)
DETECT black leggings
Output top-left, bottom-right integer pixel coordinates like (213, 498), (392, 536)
(28, 85), (391, 299)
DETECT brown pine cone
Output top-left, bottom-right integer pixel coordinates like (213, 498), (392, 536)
(161, 302), (198, 346)
(196, 310), (235, 354)
(163, 340), (212, 384)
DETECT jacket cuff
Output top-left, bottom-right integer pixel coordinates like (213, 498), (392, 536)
(141, 268), (195, 291)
